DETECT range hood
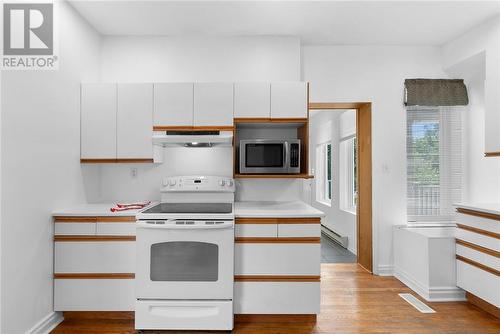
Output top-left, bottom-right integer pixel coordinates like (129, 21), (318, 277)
(152, 130), (233, 147)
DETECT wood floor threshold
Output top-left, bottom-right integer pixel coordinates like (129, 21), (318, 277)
(235, 275), (320, 282)
(456, 224), (500, 239)
(54, 235), (136, 242)
(466, 292), (500, 319)
(456, 255), (500, 276)
(456, 207), (500, 221)
(235, 237), (320, 243)
(456, 239), (500, 258)
(235, 217), (321, 224)
(54, 273), (135, 279)
(234, 314), (317, 323)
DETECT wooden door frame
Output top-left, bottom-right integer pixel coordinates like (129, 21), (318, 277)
(309, 102), (373, 273)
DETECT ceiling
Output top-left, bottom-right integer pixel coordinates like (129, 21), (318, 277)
(69, 1), (500, 45)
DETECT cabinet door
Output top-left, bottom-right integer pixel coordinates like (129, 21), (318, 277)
(270, 82), (308, 119)
(234, 82), (270, 118)
(81, 83), (117, 159)
(117, 83), (153, 159)
(154, 83), (193, 127)
(194, 83), (234, 127)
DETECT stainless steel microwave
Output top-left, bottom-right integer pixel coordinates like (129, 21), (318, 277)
(239, 139), (301, 174)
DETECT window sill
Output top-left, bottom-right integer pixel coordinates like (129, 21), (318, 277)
(316, 200), (332, 208)
(340, 208), (357, 216)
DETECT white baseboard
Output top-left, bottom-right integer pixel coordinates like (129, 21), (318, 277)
(376, 264), (394, 276)
(394, 267), (466, 302)
(28, 311), (64, 334)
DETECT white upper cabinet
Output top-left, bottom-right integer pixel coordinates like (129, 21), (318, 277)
(154, 83), (194, 127)
(117, 84), (153, 159)
(194, 83), (234, 127)
(81, 83), (117, 159)
(234, 83), (271, 119)
(270, 82), (308, 119)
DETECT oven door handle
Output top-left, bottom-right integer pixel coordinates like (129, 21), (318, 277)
(136, 221), (234, 230)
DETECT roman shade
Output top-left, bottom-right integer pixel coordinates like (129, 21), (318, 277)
(404, 79), (469, 106)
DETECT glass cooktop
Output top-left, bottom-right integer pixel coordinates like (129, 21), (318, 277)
(142, 203), (233, 214)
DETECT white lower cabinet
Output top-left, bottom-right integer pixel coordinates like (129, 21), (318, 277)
(55, 241), (135, 273)
(457, 260), (500, 307)
(235, 224), (277, 237)
(54, 222), (96, 235)
(96, 222), (136, 235)
(234, 282), (320, 314)
(54, 279), (134, 311)
(278, 224), (320, 237)
(235, 243), (320, 275)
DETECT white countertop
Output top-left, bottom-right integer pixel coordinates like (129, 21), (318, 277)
(52, 203), (153, 217)
(455, 202), (500, 216)
(234, 201), (325, 218)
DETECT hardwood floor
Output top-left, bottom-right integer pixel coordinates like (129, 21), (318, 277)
(51, 264), (500, 334)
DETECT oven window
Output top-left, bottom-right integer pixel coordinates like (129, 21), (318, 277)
(245, 144), (284, 167)
(150, 241), (218, 282)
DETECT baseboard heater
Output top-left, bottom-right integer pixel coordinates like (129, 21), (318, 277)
(321, 225), (348, 249)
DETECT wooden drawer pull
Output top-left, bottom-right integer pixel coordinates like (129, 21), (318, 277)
(235, 237), (320, 243)
(456, 239), (500, 258)
(457, 224), (500, 239)
(234, 275), (320, 282)
(54, 273), (135, 279)
(54, 235), (136, 242)
(456, 255), (500, 276)
(456, 208), (500, 221)
(235, 217), (321, 224)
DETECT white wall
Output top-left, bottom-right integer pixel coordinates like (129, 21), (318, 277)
(302, 45), (448, 274)
(0, 2), (101, 333)
(101, 36), (301, 82)
(442, 16), (500, 203)
(309, 110), (357, 254)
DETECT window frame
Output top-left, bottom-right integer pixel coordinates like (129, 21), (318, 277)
(340, 135), (357, 214)
(315, 141), (332, 206)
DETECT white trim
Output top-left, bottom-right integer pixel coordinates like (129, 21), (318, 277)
(394, 266), (466, 302)
(376, 264), (394, 276)
(27, 312), (64, 334)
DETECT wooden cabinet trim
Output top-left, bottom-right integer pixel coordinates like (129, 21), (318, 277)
(466, 292), (500, 319)
(54, 217), (97, 223)
(484, 152), (500, 157)
(153, 125), (234, 131)
(235, 217), (321, 224)
(457, 223), (500, 239)
(54, 273), (135, 279)
(457, 207), (500, 221)
(456, 255), (500, 276)
(81, 159), (153, 164)
(234, 173), (314, 179)
(456, 239), (500, 258)
(54, 235), (136, 242)
(54, 216), (135, 223)
(234, 118), (308, 124)
(235, 237), (320, 243)
(234, 275), (320, 282)
(234, 314), (317, 323)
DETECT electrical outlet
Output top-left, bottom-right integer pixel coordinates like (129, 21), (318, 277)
(131, 168), (138, 178)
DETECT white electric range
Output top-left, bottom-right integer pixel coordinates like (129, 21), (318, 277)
(135, 175), (235, 331)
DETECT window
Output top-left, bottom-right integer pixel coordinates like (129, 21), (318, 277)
(340, 136), (357, 213)
(406, 106), (462, 223)
(316, 142), (332, 205)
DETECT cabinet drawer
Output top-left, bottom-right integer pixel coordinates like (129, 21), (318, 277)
(235, 224), (277, 238)
(96, 222), (136, 236)
(456, 212), (500, 234)
(456, 260), (500, 307)
(55, 222), (96, 235)
(54, 278), (134, 311)
(55, 241), (135, 273)
(456, 228), (500, 252)
(278, 224), (320, 237)
(235, 243), (320, 275)
(234, 282), (320, 314)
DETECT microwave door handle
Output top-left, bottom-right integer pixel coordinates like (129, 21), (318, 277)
(284, 141), (290, 171)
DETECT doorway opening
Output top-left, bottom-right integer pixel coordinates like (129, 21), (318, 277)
(309, 103), (372, 272)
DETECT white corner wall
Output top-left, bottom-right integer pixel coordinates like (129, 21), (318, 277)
(309, 110), (357, 254)
(0, 2), (101, 333)
(302, 45), (448, 275)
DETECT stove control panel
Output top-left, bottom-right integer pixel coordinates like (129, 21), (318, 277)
(161, 176), (235, 192)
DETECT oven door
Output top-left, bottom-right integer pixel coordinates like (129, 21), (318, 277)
(240, 140), (288, 173)
(136, 221), (234, 300)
